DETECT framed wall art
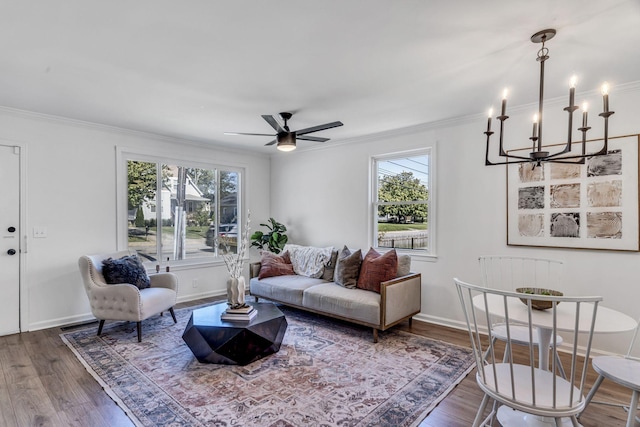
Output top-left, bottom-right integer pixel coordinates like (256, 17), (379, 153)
(506, 134), (640, 251)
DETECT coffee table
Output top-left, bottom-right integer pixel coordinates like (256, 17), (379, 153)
(182, 301), (287, 365)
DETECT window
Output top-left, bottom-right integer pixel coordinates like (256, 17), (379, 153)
(125, 158), (242, 264)
(372, 149), (434, 254)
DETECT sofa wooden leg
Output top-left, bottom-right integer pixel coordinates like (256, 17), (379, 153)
(137, 322), (142, 342)
(254, 296), (259, 302)
(408, 317), (413, 327)
(169, 307), (177, 323)
(373, 328), (379, 343)
(97, 319), (105, 336)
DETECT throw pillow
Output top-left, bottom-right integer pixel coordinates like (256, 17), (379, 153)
(396, 254), (411, 277)
(357, 248), (398, 293)
(258, 251), (296, 279)
(321, 249), (340, 281)
(102, 255), (150, 290)
(333, 246), (362, 289)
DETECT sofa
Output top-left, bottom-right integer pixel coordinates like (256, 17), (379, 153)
(249, 244), (422, 342)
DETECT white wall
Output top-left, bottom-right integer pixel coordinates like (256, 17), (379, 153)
(0, 108), (271, 331)
(270, 85), (640, 355)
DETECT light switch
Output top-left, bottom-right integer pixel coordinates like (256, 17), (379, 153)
(33, 227), (47, 238)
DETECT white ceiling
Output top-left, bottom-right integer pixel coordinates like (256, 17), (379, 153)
(1, 1), (639, 153)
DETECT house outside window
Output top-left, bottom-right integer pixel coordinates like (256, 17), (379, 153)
(125, 158), (242, 264)
(372, 149), (434, 255)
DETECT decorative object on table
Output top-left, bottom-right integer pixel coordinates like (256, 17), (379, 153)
(506, 134), (640, 251)
(250, 217), (288, 253)
(484, 28), (615, 167)
(61, 303), (474, 427)
(515, 287), (563, 310)
(218, 211), (251, 310)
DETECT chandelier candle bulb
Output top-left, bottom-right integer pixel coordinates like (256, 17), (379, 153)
(602, 82), (610, 112)
(501, 89), (508, 116)
(532, 114), (539, 138)
(582, 102), (588, 128)
(487, 108), (493, 132)
(569, 75), (577, 107)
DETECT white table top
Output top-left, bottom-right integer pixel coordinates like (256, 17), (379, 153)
(473, 293), (637, 334)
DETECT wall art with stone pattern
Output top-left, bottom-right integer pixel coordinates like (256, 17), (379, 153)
(507, 135), (639, 251)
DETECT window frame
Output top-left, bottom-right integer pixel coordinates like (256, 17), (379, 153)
(370, 147), (436, 258)
(116, 148), (245, 268)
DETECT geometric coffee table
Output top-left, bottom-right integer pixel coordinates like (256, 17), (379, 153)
(182, 301), (288, 366)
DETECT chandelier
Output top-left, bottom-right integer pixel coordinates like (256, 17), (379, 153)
(484, 29), (614, 166)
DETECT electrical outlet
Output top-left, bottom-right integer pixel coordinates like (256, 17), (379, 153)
(192, 279), (199, 288)
(33, 227), (47, 238)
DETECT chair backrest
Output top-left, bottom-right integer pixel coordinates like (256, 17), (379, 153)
(78, 249), (135, 290)
(479, 256), (563, 291)
(454, 277), (602, 417)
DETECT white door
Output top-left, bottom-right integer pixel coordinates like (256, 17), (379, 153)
(0, 144), (20, 335)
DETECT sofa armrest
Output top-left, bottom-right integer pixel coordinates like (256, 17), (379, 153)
(250, 262), (262, 279)
(149, 272), (178, 291)
(380, 273), (421, 329)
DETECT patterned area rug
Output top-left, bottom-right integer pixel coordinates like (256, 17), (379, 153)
(61, 304), (474, 427)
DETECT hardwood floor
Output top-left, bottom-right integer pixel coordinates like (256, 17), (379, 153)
(0, 297), (633, 426)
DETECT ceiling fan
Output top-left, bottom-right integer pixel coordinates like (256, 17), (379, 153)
(225, 112), (343, 152)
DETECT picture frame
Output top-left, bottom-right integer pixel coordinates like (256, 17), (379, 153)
(506, 134), (640, 251)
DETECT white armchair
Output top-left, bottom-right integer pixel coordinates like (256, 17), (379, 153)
(78, 250), (178, 342)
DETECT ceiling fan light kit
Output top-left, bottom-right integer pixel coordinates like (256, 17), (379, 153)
(226, 111), (343, 152)
(484, 28), (615, 167)
(276, 132), (297, 152)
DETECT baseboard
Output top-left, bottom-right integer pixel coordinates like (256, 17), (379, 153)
(29, 313), (97, 332)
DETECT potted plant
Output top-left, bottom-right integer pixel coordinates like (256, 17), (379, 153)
(250, 218), (288, 253)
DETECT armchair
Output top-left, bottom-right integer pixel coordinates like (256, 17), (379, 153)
(78, 250), (178, 342)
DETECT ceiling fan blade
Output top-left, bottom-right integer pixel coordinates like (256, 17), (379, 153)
(224, 132), (275, 137)
(297, 135), (329, 142)
(264, 139), (277, 146)
(295, 121), (343, 136)
(262, 115), (285, 133)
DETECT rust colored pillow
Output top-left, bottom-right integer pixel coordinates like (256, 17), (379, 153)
(258, 251), (295, 279)
(356, 248), (398, 293)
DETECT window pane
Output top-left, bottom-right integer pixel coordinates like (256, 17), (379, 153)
(377, 155), (429, 202)
(218, 170), (239, 254)
(375, 152), (430, 253)
(127, 160), (158, 261)
(377, 204), (429, 250)
(164, 165), (216, 261)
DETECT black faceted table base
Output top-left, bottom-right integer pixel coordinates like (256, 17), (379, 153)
(182, 302), (287, 365)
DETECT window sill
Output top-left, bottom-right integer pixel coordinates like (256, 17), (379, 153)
(145, 257), (249, 273)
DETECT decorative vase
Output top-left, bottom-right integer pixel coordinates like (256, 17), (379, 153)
(226, 276), (246, 308)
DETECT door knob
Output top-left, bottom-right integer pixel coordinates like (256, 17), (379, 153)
(7, 249), (16, 255)
(7, 226), (15, 233)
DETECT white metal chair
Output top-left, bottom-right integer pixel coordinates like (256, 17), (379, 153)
(479, 256), (566, 378)
(582, 318), (640, 426)
(454, 277), (602, 427)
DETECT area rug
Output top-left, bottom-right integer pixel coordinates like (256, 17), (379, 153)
(61, 304), (474, 427)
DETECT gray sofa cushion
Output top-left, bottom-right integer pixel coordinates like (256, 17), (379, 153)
(302, 282), (381, 325)
(250, 275), (327, 306)
(334, 247), (362, 289)
(397, 254), (411, 277)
